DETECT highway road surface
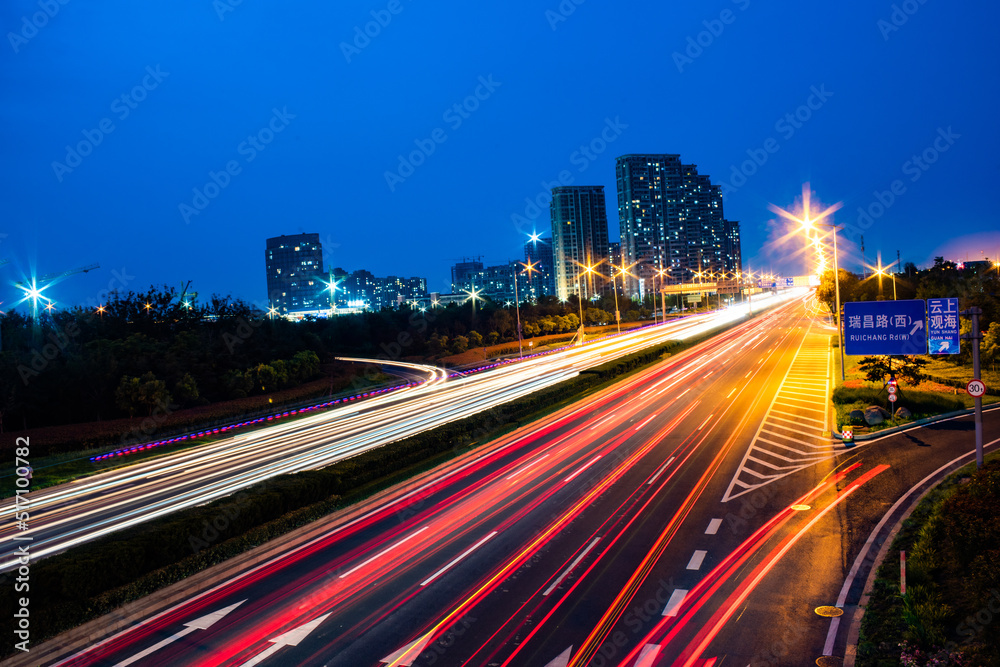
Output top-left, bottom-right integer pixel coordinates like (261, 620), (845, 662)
(0, 291), (800, 572)
(18, 290), (992, 666)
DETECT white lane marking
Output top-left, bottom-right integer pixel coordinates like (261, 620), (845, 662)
(698, 414), (714, 430)
(564, 455), (602, 483)
(662, 589), (688, 616)
(634, 643), (662, 667)
(506, 454), (550, 481)
(543, 537), (601, 596)
(635, 414), (658, 431)
(823, 616), (840, 655)
(702, 371), (713, 379)
(726, 387), (737, 399)
(705, 518), (722, 535)
(770, 408), (825, 425)
(589, 413), (618, 431)
(340, 526), (430, 579)
(646, 457), (676, 485)
(686, 550), (707, 571)
(420, 531), (498, 587)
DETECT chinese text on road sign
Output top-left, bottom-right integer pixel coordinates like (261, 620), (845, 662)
(843, 300), (927, 356)
(927, 298), (960, 355)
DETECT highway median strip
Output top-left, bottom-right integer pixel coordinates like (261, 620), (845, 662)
(1, 313), (769, 657)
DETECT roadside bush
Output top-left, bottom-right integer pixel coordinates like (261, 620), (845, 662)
(832, 386), (964, 417)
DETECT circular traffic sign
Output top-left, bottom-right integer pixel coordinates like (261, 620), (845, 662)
(888, 393), (898, 402)
(888, 385), (897, 395)
(967, 379), (987, 398)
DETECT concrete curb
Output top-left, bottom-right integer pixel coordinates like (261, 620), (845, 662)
(841, 443), (999, 666)
(832, 402), (1000, 443)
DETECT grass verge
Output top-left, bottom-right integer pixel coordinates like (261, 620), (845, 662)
(857, 454), (1000, 666)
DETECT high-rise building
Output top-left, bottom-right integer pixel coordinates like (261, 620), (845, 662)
(523, 235), (556, 299)
(334, 269), (427, 311)
(724, 219), (742, 278)
(450, 259), (485, 294)
(550, 186), (610, 300)
(265, 233), (325, 314)
(616, 155), (741, 297)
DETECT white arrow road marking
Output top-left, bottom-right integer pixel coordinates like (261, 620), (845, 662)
(238, 613), (332, 667)
(381, 631), (435, 666)
(544, 645), (573, 667)
(114, 600), (247, 666)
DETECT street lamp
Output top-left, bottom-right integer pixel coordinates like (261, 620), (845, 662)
(656, 268), (669, 321)
(806, 221), (846, 381)
(575, 260), (600, 343)
(510, 260), (536, 358)
(464, 285), (482, 317)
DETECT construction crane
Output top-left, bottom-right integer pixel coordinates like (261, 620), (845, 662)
(177, 280), (198, 311)
(14, 263), (100, 321)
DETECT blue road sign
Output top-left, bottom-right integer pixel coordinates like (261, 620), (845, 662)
(785, 278), (794, 287)
(927, 297), (960, 355)
(843, 300), (927, 355)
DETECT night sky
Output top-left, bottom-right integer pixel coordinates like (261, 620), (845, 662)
(3, 0), (998, 309)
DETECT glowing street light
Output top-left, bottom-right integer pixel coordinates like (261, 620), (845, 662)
(267, 305), (278, 320)
(574, 259), (601, 343)
(464, 285), (482, 317)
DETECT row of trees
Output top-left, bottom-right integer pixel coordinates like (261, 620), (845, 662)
(1, 284), (675, 431)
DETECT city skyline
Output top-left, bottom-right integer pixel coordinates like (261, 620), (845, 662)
(2, 1), (998, 310)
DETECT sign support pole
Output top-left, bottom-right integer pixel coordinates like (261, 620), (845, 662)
(961, 307), (984, 468)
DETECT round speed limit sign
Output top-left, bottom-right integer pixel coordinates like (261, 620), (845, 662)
(967, 379), (987, 398)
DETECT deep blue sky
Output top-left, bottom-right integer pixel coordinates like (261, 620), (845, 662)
(2, 0), (998, 309)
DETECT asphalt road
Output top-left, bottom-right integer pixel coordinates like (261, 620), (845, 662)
(25, 292), (994, 667)
(1, 294), (801, 572)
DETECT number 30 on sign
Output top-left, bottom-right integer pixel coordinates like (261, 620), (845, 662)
(967, 379), (987, 398)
